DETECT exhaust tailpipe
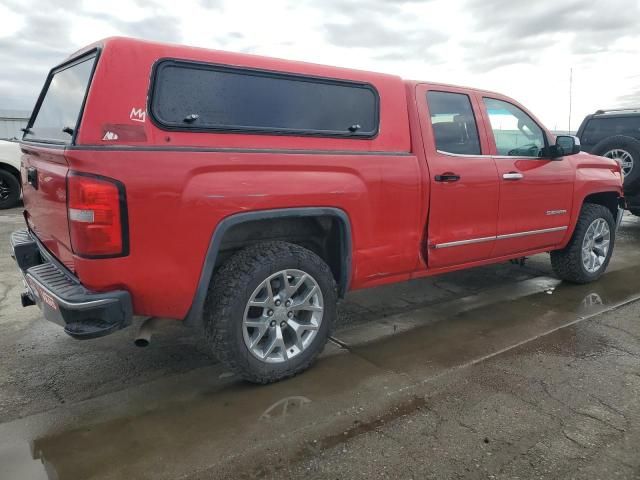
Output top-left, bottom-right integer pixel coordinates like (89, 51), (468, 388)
(134, 317), (161, 347)
(21, 291), (36, 307)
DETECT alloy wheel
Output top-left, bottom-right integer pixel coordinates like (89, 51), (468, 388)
(243, 269), (324, 363)
(581, 218), (611, 274)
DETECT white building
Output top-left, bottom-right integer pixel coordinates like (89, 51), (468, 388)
(0, 109), (31, 140)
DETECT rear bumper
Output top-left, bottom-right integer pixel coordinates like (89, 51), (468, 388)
(10, 229), (133, 339)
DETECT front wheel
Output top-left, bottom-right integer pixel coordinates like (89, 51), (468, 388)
(204, 241), (337, 383)
(550, 204), (615, 284)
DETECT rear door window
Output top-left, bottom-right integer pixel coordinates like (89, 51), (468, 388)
(150, 60), (379, 138)
(25, 53), (97, 144)
(426, 91), (481, 155)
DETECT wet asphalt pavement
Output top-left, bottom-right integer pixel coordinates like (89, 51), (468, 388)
(1, 206), (639, 479)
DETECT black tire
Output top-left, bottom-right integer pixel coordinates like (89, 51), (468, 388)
(591, 135), (640, 189)
(630, 209), (640, 217)
(550, 203), (615, 284)
(0, 169), (20, 210)
(203, 241), (337, 384)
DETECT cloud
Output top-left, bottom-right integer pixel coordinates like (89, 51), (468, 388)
(617, 90), (640, 108)
(303, 0), (442, 54)
(0, 6), (77, 110)
(299, 0), (425, 17)
(325, 18), (444, 49)
(92, 13), (183, 44)
(463, 0), (640, 72)
(199, 0), (222, 8)
(322, 3), (446, 64)
(0, 0), (185, 110)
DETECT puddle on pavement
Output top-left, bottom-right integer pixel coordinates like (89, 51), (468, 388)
(349, 266), (640, 378)
(2, 265), (640, 479)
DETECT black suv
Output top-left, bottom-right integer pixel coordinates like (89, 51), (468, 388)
(577, 108), (640, 215)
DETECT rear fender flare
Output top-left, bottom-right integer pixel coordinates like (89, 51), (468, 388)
(184, 207), (352, 327)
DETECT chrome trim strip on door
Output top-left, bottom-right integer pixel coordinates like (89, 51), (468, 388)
(432, 226), (568, 249)
(433, 236), (496, 249)
(436, 149), (485, 158)
(493, 155), (543, 160)
(496, 226), (568, 240)
(436, 150), (545, 160)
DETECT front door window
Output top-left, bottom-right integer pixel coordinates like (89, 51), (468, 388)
(483, 98), (545, 157)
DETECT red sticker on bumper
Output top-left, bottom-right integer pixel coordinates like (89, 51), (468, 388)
(27, 278), (58, 311)
(38, 287), (58, 311)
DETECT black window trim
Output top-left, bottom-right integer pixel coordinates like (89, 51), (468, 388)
(148, 58), (380, 139)
(426, 89), (483, 156)
(23, 48), (101, 146)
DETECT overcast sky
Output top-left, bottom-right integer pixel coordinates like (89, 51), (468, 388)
(1, 0), (639, 131)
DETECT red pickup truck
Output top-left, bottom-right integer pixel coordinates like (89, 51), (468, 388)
(11, 38), (624, 383)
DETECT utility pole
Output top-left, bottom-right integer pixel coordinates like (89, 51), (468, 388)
(568, 67), (573, 133)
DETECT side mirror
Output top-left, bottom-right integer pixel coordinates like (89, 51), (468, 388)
(549, 135), (581, 158)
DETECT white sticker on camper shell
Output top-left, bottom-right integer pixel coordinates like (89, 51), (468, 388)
(130, 107), (146, 123)
(102, 131), (119, 141)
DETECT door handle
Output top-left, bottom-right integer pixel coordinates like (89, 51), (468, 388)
(434, 173), (461, 183)
(502, 172), (524, 180)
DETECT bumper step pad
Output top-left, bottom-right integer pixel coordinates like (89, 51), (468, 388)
(11, 229), (133, 339)
(10, 229), (41, 271)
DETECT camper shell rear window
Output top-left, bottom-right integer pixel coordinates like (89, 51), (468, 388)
(149, 59), (379, 138)
(24, 51), (97, 145)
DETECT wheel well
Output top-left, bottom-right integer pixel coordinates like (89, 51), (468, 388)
(583, 191), (621, 218)
(0, 162), (20, 182)
(215, 214), (350, 296)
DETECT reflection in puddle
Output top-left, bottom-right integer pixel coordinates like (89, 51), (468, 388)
(260, 396), (312, 421)
(579, 292), (604, 311)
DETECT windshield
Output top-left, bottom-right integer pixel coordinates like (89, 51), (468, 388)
(24, 54), (96, 144)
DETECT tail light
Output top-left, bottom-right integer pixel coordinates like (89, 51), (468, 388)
(67, 172), (128, 257)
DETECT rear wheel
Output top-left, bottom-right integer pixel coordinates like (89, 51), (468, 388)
(204, 241), (337, 383)
(0, 170), (20, 209)
(550, 204), (615, 284)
